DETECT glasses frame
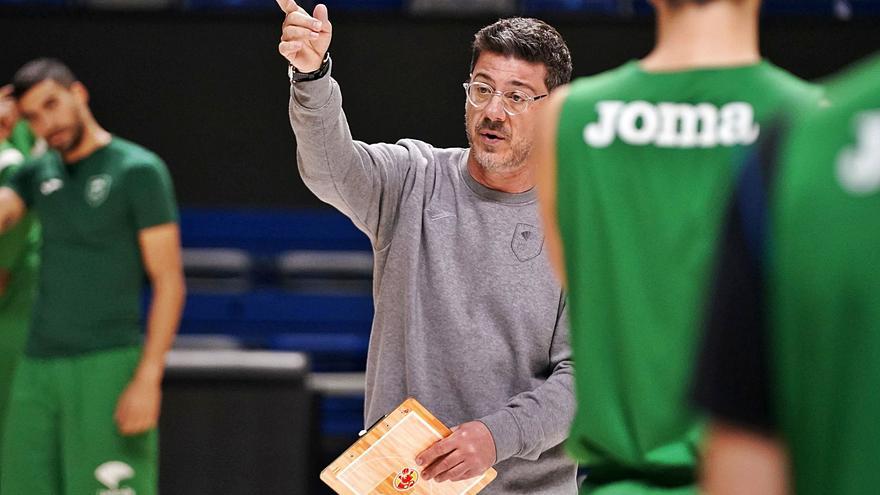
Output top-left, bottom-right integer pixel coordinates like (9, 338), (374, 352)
(462, 81), (548, 116)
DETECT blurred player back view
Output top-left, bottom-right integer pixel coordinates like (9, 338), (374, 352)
(536, 0), (823, 492)
(695, 52), (880, 495)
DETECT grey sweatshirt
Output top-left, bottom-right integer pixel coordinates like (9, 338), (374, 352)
(289, 68), (577, 495)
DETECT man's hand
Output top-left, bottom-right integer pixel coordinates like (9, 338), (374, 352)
(0, 85), (18, 143)
(276, 0), (332, 72)
(416, 421), (497, 483)
(114, 375), (162, 436)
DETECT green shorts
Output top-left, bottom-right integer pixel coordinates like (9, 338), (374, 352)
(0, 313), (30, 485)
(0, 346), (157, 495)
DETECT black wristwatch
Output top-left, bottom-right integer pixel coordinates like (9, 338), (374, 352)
(288, 52), (331, 83)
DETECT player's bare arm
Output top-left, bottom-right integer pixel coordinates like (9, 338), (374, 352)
(534, 85), (569, 286)
(701, 421), (788, 495)
(114, 222), (185, 436)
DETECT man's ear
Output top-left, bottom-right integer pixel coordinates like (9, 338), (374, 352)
(71, 81), (89, 105)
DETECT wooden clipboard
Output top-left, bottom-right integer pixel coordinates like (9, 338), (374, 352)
(320, 397), (497, 494)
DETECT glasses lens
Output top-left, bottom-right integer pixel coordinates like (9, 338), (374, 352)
(467, 82), (493, 107)
(503, 91), (530, 115)
(465, 83), (533, 115)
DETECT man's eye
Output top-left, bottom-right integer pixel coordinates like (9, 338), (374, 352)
(507, 93), (527, 103)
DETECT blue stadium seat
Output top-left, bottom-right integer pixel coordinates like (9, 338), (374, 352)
(178, 292), (243, 335)
(185, 0), (403, 11)
(763, 0), (839, 14)
(183, 247), (254, 292)
(180, 208), (371, 254)
(185, 0), (275, 11)
(239, 290), (374, 335)
(269, 332), (368, 371)
(277, 250), (373, 294)
(522, 0), (617, 13)
(320, 396), (365, 436)
(321, 0), (403, 10)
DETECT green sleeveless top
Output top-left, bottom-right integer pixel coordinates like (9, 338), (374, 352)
(556, 60), (820, 483)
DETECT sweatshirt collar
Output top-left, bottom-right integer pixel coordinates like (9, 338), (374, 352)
(459, 150), (537, 205)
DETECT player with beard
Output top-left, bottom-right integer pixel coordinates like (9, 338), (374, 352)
(278, 2), (577, 493)
(0, 84), (40, 491)
(0, 59), (185, 495)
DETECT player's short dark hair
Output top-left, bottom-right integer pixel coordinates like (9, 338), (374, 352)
(12, 58), (78, 100)
(471, 17), (572, 91)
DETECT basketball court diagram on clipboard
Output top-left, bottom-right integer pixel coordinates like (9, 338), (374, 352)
(320, 398), (497, 495)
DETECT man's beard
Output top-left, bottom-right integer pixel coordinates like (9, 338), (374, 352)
(466, 117), (531, 173)
(49, 121), (86, 154)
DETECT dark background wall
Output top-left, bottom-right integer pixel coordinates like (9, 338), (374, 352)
(1, 10), (878, 208)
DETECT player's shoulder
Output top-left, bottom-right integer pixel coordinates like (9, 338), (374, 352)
(755, 60), (823, 102)
(566, 62), (640, 100)
(12, 150), (56, 176)
(108, 136), (167, 172)
(821, 52), (880, 111)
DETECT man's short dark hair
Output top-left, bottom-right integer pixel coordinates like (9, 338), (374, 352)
(12, 58), (77, 100)
(471, 17), (572, 92)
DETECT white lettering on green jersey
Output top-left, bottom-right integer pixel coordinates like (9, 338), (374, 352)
(584, 100), (760, 148)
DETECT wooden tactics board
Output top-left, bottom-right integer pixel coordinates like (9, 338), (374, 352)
(320, 398), (497, 494)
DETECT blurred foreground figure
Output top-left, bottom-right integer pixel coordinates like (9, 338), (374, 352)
(0, 85), (40, 490)
(535, 0), (821, 492)
(694, 52), (880, 495)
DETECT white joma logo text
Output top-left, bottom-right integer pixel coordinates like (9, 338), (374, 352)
(584, 100), (760, 148)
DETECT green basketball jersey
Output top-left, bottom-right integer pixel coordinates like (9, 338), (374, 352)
(8, 137), (178, 357)
(0, 122), (40, 317)
(770, 55), (880, 495)
(0, 160), (40, 317)
(555, 60), (820, 482)
(8, 121), (36, 158)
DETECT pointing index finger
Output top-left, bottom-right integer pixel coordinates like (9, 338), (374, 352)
(275, 0), (296, 14)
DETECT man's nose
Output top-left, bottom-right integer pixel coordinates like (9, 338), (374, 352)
(483, 94), (508, 121)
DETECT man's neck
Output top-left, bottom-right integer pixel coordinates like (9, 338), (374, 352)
(641, 2), (760, 72)
(466, 153), (534, 194)
(62, 123), (111, 164)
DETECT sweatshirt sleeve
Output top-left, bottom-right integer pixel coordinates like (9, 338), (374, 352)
(288, 61), (420, 250)
(479, 294), (576, 463)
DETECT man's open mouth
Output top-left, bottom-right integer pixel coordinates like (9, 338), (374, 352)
(479, 130), (506, 142)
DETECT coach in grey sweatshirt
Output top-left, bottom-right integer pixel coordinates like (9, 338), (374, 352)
(279, 5), (577, 493)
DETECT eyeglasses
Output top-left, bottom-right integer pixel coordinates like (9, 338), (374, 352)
(462, 81), (548, 116)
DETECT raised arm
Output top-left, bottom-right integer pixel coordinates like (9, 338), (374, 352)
(277, 1), (418, 248)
